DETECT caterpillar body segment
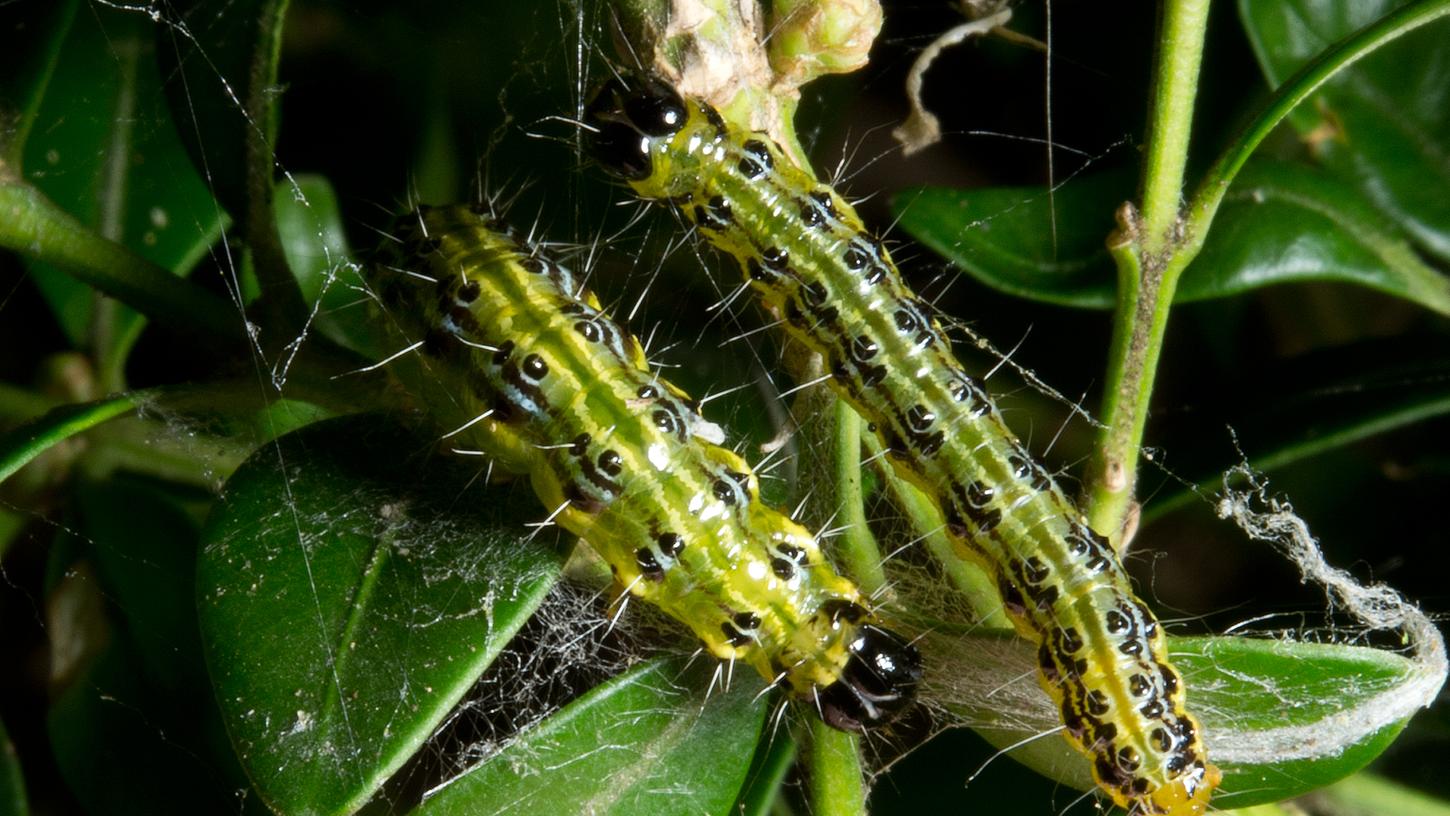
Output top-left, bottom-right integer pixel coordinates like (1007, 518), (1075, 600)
(367, 204), (921, 731)
(584, 76), (1218, 815)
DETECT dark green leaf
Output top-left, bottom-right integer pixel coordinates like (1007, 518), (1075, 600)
(0, 716), (26, 816)
(0, 394), (138, 486)
(0, 0), (78, 168)
(278, 176), (352, 309)
(47, 481), (260, 816)
(931, 631), (1427, 809)
(19, 3), (226, 358)
(894, 159), (1450, 313)
(890, 172), (1129, 309)
(275, 175), (379, 356)
(1239, 0), (1450, 262)
(411, 658), (767, 816)
(198, 416), (563, 816)
(76, 478), (205, 691)
(48, 634), (261, 815)
(1191, 158), (1450, 314)
(156, 0), (286, 237)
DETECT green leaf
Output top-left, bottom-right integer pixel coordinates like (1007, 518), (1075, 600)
(0, 394), (139, 486)
(890, 172), (1128, 309)
(275, 175), (379, 356)
(0, 716), (26, 816)
(893, 159), (1450, 314)
(76, 478), (206, 691)
(198, 416), (563, 816)
(1314, 773), (1450, 816)
(156, 0), (286, 238)
(49, 632), (262, 815)
(46, 480), (261, 815)
(931, 631), (1429, 810)
(411, 658), (767, 816)
(19, 3), (227, 362)
(1239, 0), (1450, 262)
(1191, 159), (1450, 314)
(0, 0), (79, 168)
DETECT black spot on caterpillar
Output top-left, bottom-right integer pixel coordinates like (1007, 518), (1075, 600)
(585, 75), (1219, 815)
(366, 204), (922, 732)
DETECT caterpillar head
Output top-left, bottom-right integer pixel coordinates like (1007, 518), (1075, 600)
(584, 74), (687, 182)
(817, 624), (922, 732)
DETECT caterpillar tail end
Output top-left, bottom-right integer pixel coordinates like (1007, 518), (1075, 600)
(1134, 761), (1221, 816)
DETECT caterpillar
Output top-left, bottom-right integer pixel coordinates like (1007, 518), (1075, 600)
(365, 203), (921, 732)
(584, 76), (1220, 815)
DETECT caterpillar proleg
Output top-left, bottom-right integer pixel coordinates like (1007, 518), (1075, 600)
(584, 75), (1219, 815)
(366, 203), (921, 732)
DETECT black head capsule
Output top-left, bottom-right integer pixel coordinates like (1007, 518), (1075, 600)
(584, 75), (687, 181)
(816, 625), (923, 732)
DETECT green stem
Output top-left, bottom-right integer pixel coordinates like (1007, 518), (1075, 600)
(0, 393), (141, 486)
(734, 731), (797, 816)
(1137, 0), (1211, 257)
(0, 181), (241, 343)
(1085, 0), (1211, 540)
(808, 719), (866, 816)
(861, 431), (1007, 628)
(833, 401), (886, 594)
(1085, 0), (1450, 540)
(91, 32), (142, 385)
(245, 0), (310, 336)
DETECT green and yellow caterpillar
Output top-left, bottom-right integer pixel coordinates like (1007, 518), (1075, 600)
(584, 76), (1218, 815)
(366, 203), (920, 731)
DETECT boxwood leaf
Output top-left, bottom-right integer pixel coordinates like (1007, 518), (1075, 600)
(1239, 0), (1450, 263)
(198, 416), (563, 816)
(894, 158), (1450, 315)
(20, 4), (226, 357)
(890, 172), (1128, 309)
(412, 657), (767, 816)
(0, 0), (78, 168)
(274, 175), (379, 357)
(0, 715), (26, 816)
(929, 631), (1434, 810)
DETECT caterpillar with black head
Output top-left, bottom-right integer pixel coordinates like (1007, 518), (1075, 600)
(366, 203), (921, 732)
(584, 76), (1219, 815)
